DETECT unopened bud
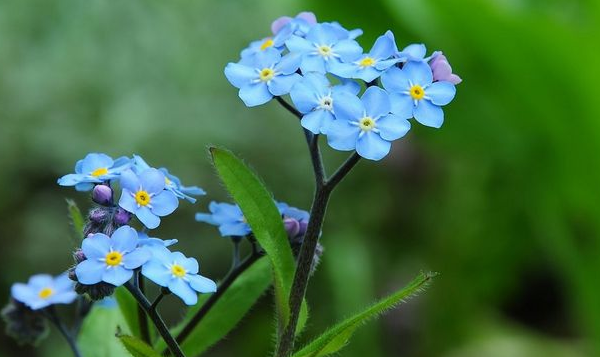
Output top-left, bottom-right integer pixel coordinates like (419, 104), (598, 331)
(114, 208), (131, 225)
(92, 185), (113, 205)
(72, 249), (86, 263)
(283, 218), (300, 238)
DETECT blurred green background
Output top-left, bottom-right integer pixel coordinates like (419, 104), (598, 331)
(1, 0), (599, 356)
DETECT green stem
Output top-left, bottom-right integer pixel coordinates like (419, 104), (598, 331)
(45, 306), (82, 357)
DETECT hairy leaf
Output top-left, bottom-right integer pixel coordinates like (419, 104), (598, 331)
(118, 334), (161, 357)
(66, 199), (84, 241)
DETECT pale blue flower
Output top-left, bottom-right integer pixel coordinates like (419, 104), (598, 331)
(75, 226), (151, 287)
(195, 202), (250, 237)
(142, 250), (216, 305)
(224, 48), (302, 107)
(381, 61), (456, 128)
(119, 168), (179, 229)
(11, 273), (77, 310)
(326, 86), (411, 160)
(57, 153), (130, 191)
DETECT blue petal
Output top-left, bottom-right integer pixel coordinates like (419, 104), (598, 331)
(122, 248), (151, 269)
(119, 189), (138, 213)
(332, 91), (364, 122)
(75, 259), (105, 285)
(48, 291), (77, 305)
(376, 114), (411, 141)
(188, 274), (217, 293)
(239, 83), (272, 107)
(403, 61), (433, 86)
(374, 58), (400, 71)
(425, 81), (456, 106)
(354, 66), (381, 83)
(285, 35), (313, 53)
(11, 283), (36, 305)
(290, 78), (320, 114)
(275, 52), (301, 75)
(136, 206), (160, 229)
(150, 191), (179, 216)
(301, 110), (334, 135)
(361, 87), (391, 119)
(326, 120), (360, 151)
(224, 62), (257, 89)
(327, 61), (356, 79)
(57, 173), (86, 186)
(219, 222), (251, 236)
(53, 273), (75, 292)
(369, 34), (395, 60)
(142, 259), (171, 287)
(332, 40), (362, 62)
(211, 202), (243, 223)
(168, 279), (198, 305)
(178, 254), (199, 274)
(81, 153), (113, 174)
(132, 155), (151, 174)
(82, 233), (111, 259)
(381, 66), (409, 93)
(356, 131), (392, 161)
(74, 159), (84, 174)
(28, 274), (54, 289)
(254, 47), (282, 69)
(120, 170), (140, 192)
(389, 92), (415, 119)
(333, 79), (361, 96)
(414, 100), (444, 128)
(300, 55), (326, 74)
(75, 182), (95, 191)
(306, 23), (338, 45)
(140, 168), (165, 194)
(102, 266), (133, 286)
(268, 73), (301, 96)
(111, 226), (138, 253)
(401, 43), (427, 60)
(195, 212), (218, 225)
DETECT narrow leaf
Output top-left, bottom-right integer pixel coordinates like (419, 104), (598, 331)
(210, 147), (296, 328)
(66, 199), (84, 241)
(118, 334), (161, 357)
(292, 271), (437, 357)
(78, 302), (131, 357)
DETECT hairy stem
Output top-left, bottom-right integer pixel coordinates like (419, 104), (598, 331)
(125, 282), (185, 357)
(46, 307), (82, 357)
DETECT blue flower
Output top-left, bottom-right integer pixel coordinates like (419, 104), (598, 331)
(75, 226), (151, 286)
(57, 153), (131, 191)
(329, 32), (399, 82)
(240, 36), (285, 65)
(384, 30), (427, 63)
(131, 155), (205, 203)
(326, 86), (411, 160)
(142, 250), (216, 305)
(195, 202), (250, 237)
(137, 231), (178, 256)
(11, 273), (77, 310)
(224, 48), (302, 107)
(118, 168), (179, 229)
(381, 61), (456, 128)
(285, 23), (362, 74)
(290, 73), (360, 134)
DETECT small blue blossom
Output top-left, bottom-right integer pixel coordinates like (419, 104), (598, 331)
(11, 273), (77, 310)
(381, 61), (456, 128)
(329, 32), (399, 82)
(290, 73), (360, 134)
(75, 226), (151, 286)
(119, 168), (179, 229)
(326, 86), (411, 161)
(285, 23), (362, 74)
(224, 48), (302, 107)
(142, 250), (216, 305)
(384, 30), (427, 63)
(195, 202), (250, 237)
(57, 153), (130, 191)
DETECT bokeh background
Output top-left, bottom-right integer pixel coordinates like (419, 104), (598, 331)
(1, 0), (600, 356)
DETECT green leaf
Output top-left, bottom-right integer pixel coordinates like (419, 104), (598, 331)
(66, 199), (84, 241)
(114, 286), (140, 338)
(78, 303), (131, 357)
(292, 272), (437, 357)
(155, 258), (272, 356)
(210, 147), (296, 328)
(118, 334), (161, 357)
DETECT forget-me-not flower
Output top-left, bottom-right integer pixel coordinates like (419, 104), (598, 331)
(195, 202), (250, 237)
(142, 250), (216, 305)
(75, 226), (151, 286)
(285, 23), (362, 74)
(290, 73), (360, 134)
(225, 48), (302, 107)
(57, 153), (130, 191)
(381, 61), (456, 128)
(327, 86), (411, 160)
(119, 168), (179, 229)
(329, 32), (399, 82)
(11, 273), (77, 310)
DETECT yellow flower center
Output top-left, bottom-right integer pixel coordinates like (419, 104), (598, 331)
(38, 288), (54, 299)
(165, 177), (172, 186)
(171, 264), (186, 278)
(359, 57), (375, 67)
(105, 251), (123, 266)
(359, 117), (375, 131)
(409, 85), (425, 100)
(91, 167), (109, 177)
(259, 68), (275, 82)
(135, 190), (151, 206)
(317, 45), (333, 57)
(260, 38), (274, 51)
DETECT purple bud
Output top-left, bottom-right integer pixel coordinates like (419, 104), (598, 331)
(429, 51), (462, 85)
(92, 185), (113, 205)
(271, 11), (317, 34)
(298, 220), (308, 237)
(284, 218), (300, 238)
(89, 208), (108, 223)
(73, 249), (86, 263)
(114, 208), (131, 225)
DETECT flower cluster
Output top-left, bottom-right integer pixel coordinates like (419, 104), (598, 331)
(225, 12), (460, 161)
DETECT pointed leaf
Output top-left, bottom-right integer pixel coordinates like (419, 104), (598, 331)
(118, 334), (161, 357)
(66, 199), (84, 241)
(292, 272), (437, 357)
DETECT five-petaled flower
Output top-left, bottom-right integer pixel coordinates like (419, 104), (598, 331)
(327, 86), (411, 160)
(142, 250), (216, 305)
(75, 226), (151, 287)
(382, 61), (456, 128)
(57, 153), (130, 191)
(119, 168), (179, 229)
(11, 273), (77, 310)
